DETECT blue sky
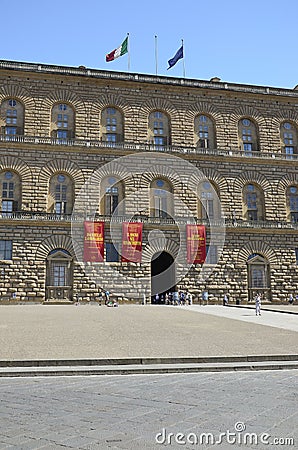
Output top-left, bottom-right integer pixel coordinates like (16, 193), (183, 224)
(2, 0), (298, 89)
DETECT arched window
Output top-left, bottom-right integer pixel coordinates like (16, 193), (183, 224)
(0, 99), (24, 136)
(247, 253), (271, 301)
(194, 114), (216, 149)
(148, 111), (171, 147)
(0, 171), (21, 213)
(243, 183), (265, 221)
(46, 248), (73, 301)
(101, 107), (124, 143)
(286, 185), (298, 222)
(150, 178), (173, 218)
(197, 181), (221, 220)
(280, 122), (298, 158)
(48, 173), (74, 214)
(238, 118), (259, 154)
(51, 103), (75, 139)
(100, 176), (125, 216)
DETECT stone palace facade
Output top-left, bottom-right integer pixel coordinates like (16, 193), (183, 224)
(1, 59), (298, 304)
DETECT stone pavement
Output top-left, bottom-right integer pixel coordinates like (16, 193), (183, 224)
(0, 370), (297, 449)
(178, 305), (298, 332)
(0, 304), (297, 361)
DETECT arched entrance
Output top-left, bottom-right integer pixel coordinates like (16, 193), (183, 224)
(151, 251), (175, 303)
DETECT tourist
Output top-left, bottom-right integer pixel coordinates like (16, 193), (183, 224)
(202, 291), (209, 305)
(255, 293), (261, 316)
(104, 290), (110, 305)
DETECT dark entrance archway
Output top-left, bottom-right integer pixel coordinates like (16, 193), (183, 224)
(151, 251), (175, 303)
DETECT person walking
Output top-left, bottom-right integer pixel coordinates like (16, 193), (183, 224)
(104, 290), (110, 305)
(223, 294), (228, 306)
(255, 293), (261, 316)
(289, 294), (294, 304)
(202, 291), (209, 306)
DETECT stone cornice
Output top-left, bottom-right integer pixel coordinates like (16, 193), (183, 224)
(1, 59), (298, 99)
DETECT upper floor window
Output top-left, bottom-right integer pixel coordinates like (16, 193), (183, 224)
(48, 173), (74, 214)
(0, 99), (24, 136)
(0, 240), (12, 260)
(0, 171), (21, 213)
(286, 185), (298, 222)
(101, 107), (123, 143)
(100, 176), (125, 216)
(148, 111), (171, 147)
(197, 181), (221, 221)
(51, 103), (75, 140)
(238, 118), (259, 154)
(281, 122), (297, 159)
(150, 178), (173, 218)
(243, 183), (264, 221)
(194, 114), (216, 149)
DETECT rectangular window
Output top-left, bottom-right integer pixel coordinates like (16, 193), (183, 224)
(248, 210), (258, 221)
(57, 130), (68, 139)
(285, 146), (294, 159)
(247, 193), (257, 210)
(5, 127), (17, 135)
(290, 212), (298, 222)
(252, 267), (265, 288)
(105, 189), (119, 215)
(154, 136), (166, 146)
(2, 200), (14, 212)
(243, 143), (253, 154)
(55, 202), (66, 214)
(199, 138), (209, 148)
(52, 263), (67, 286)
(0, 240), (12, 260)
(106, 242), (119, 262)
(106, 133), (117, 142)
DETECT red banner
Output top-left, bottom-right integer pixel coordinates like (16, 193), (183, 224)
(186, 224), (206, 264)
(83, 221), (104, 262)
(121, 222), (143, 263)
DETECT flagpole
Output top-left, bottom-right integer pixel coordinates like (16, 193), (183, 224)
(182, 39), (186, 78)
(127, 33), (130, 72)
(155, 35), (158, 75)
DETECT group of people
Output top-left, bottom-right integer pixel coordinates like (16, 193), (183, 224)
(98, 290), (118, 307)
(154, 291), (193, 306)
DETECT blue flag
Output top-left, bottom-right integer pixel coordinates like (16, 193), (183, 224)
(167, 45), (183, 70)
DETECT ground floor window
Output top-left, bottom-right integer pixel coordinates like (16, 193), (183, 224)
(0, 240), (12, 260)
(46, 248), (73, 301)
(247, 253), (271, 301)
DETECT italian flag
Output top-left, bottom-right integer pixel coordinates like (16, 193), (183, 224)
(106, 36), (128, 62)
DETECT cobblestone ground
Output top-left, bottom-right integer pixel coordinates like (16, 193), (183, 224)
(0, 370), (297, 449)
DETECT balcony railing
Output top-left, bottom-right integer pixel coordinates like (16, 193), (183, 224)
(1, 210), (298, 230)
(0, 133), (296, 161)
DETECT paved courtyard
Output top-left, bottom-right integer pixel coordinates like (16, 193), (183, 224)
(0, 370), (297, 449)
(0, 304), (297, 360)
